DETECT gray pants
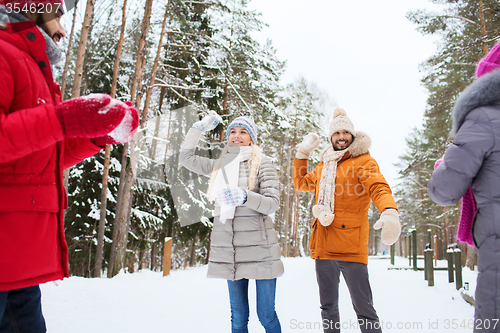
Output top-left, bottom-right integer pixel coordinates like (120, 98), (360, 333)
(315, 259), (382, 333)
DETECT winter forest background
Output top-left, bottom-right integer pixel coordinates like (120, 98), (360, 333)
(56, 0), (496, 278)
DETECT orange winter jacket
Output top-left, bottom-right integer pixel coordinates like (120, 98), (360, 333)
(293, 132), (397, 264)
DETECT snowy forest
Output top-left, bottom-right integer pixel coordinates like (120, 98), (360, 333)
(57, 0), (496, 278)
(397, 0), (500, 269)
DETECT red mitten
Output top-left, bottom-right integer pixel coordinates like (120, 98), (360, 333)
(55, 93), (127, 138)
(91, 102), (139, 146)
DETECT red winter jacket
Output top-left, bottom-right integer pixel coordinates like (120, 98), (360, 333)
(0, 20), (102, 291)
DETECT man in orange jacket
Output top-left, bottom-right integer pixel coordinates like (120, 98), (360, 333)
(293, 108), (401, 333)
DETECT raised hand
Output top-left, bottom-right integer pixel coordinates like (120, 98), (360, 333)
(296, 133), (320, 159)
(192, 111), (222, 132)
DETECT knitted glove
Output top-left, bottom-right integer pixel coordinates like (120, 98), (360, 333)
(55, 93), (127, 139)
(216, 187), (247, 207)
(457, 187), (476, 246)
(296, 133), (320, 159)
(312, 204), (334, 227)
(192, 111), (222, 132)
(91, 101), (139, 146)
(373, 209), (401, 245)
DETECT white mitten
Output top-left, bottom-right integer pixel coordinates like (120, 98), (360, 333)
(192, 111), (222, 132)
(296, 133), (320, 159)
(216, 187), (247, 207)
(373, 209), (401, 245)
(312, 204), (334, 227)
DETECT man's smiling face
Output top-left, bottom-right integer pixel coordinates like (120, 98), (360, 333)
(330, 130), (353, 151)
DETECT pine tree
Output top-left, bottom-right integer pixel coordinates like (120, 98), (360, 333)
(398, 0), (500, 259)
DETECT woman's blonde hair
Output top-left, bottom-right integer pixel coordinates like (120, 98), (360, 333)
(207, 142), (262, 199)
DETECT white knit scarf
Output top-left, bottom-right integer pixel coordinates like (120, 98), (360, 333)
(316, 147), (347, 214)
(210, 145), (254, 223)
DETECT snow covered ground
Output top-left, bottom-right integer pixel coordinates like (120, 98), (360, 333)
(40, 256), (477, 332)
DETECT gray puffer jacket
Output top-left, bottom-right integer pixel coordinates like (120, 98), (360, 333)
(179, 128), (284, 280)
(428, 69), (500, 327)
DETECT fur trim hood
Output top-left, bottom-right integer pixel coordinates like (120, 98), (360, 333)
(320, 131), (371, 162)
(452, 69), (500, 135)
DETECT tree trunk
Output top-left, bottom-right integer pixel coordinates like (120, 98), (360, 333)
(220, 78), (229, 140)
(189, 235), (198, 267)
(478, 0), (489, 56)
(93, 145), (111, 277)
(110, 0), (128, 99)
(142, 1), (171, 128)
(108, 142), (128, 278)
(293, 190), (299, 257)
(283, 151), (291, 257)
(60, 0), (78, 98)
(95, 0), (129, 278)
(111, 0), (155, 277)
(71, 0), (94, 98)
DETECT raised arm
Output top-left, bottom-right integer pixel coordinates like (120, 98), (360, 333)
(179, 112), (222, 176)
(293, 133), (321, 193)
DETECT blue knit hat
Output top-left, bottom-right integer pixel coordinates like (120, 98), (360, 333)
(226, 116), (258, 144)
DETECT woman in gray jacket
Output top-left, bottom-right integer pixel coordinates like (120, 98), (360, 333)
(428, 41), (500, 333)
(180, 113), (284, 333)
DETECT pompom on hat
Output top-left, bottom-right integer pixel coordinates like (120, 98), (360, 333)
(476, 41), (500, 77)
(226, 116), (258, 144)
(328, 107), (355, 139)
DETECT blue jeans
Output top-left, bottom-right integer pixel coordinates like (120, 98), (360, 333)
(227, 278), (281, 333)
(0, 285), (46, 333)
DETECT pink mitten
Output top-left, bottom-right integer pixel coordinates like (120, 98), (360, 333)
(434, 158), (444, 170)
(91, 101), (139, 146)
(457, 187), (476, 246)
(55, 94), (127, 138)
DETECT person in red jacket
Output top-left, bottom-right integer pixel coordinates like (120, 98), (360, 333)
(0, 0), (139, 331)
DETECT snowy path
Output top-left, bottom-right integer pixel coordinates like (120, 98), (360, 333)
(40, 256), (476, 332)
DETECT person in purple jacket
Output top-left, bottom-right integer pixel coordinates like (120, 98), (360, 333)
(428, 41), (500, 333)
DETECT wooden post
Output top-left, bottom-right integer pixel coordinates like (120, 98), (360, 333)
(447, 248), (454, 283)
(434, 235), (438, 266)
(408, 235), (412, 266)
(412, 230), (417, 271)
(163, 237), (173, 277)
(454, 249), (463, 290)
(424, 247), (428, 280)
(427, 229), (432, 249)
(425, 249), (434, 286)
(390, 244), (395, 265)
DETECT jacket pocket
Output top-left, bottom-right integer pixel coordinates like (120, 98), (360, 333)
(0, 185), (59, 212)
(325, 224), (360, 254)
